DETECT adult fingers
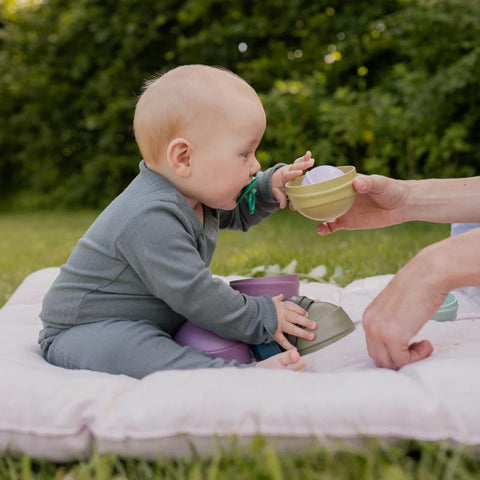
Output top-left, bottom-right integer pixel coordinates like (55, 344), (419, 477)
(351, 174), (370, 193)
(365, 333), (398, 369)
(391, 340), (433, 368)
(367, 336), (432, 370)
(316, 221), (337, 235)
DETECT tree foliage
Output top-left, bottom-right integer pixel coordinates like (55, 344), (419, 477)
(0, 0), (479, 208)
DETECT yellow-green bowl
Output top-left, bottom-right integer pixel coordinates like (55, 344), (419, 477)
(286, 166), (357, 221)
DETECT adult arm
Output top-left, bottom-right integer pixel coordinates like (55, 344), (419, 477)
(363, 226), (480, 369)
(317, 174), (480, 235)
(316, 173), (480, 369)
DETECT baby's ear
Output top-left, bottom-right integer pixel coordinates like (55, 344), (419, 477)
(166, 138), (192, 178)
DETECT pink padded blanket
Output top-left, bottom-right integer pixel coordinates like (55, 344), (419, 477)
(1, 268), (479, 461)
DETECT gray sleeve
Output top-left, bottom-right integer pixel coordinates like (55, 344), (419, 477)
(219, 164), (285, 231)
(116, 202), (278, 344)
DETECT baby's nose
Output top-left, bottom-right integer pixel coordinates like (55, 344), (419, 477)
(250, 156), (261, 174)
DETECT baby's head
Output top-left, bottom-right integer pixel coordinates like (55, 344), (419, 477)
(133, 65), (266, 210)
(134, 65), (263, 168)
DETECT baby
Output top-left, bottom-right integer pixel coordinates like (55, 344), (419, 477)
(38, 65), (317, 378)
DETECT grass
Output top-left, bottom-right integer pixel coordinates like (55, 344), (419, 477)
(1, 209), (449, 307)
(1, 438), (479, 479)
(1, 209), (478, 478)
(211, 209), (450, 284)
(0, 210), (100, 307)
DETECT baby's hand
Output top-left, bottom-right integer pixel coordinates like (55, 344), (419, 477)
(272, 294), (317, 350)
(271, 151), (315, 208)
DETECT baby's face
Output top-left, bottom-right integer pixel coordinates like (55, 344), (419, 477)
(187, 93), (266, 211)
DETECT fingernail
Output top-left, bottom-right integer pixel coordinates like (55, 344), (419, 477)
(354, 176), (367, 191)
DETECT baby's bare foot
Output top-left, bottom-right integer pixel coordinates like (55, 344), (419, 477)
(256, 349), (306, 371)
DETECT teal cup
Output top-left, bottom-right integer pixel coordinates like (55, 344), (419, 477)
(431, 293), (458, 322)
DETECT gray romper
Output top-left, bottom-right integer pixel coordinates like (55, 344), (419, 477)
(39, 161), (281, 378)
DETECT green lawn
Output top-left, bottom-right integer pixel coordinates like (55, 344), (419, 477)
(0, 208), (450, 306)
(2, 210), (478, 479)
(211, 209), (450, 283)
(0, 210), (100, 307)
(1, 438), (478, 479)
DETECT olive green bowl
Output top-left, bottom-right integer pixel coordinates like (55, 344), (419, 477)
(286, 166), (357, 221)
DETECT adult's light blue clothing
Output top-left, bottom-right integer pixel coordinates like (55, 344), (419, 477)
(450, 223), (480, 303)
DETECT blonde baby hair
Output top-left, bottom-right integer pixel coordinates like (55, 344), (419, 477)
(133, 64), (260, 167)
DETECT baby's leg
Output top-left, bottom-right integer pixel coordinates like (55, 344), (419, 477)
(40, 318), (249, 378)
(256, 349), (306, 371)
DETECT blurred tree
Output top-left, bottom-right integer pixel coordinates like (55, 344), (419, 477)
(0, 0), (478, 208)
(261, 0), (480, 178)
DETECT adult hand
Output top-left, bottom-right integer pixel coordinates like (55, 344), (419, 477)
(364, 228), (480, 368)
(362, 250), (444, 369)
(316, 174), (409, 235)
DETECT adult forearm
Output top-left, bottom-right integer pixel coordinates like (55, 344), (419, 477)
(402, 177), (480, 224)
(416, 227), (480, 292)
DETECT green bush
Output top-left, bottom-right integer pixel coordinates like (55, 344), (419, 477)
(0, 0), (479, 208)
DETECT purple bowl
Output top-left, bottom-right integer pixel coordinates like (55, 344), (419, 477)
(174, 321), (252, 364)
(173, 275), (300, 364)
(230, 274), (299, 285)
(230, 274), (299, 297)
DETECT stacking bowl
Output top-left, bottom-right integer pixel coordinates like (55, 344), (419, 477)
(430, 292), (458, 322)
(286, 166), (357, 221)
(230, 274), (299, 297)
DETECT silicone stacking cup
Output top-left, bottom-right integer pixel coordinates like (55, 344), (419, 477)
(229, 274), (300, 297)
(430, 292), (458, 322)
(174, 275), (301, 364)
(286, 166), (357, 221)
(230, 275), (300, 360)
(285, 296), (355, 355)
(174, 321), (252, 363)
(231, 276), (356, 359)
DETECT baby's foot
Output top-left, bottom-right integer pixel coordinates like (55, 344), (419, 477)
(255, 349), (306, 371)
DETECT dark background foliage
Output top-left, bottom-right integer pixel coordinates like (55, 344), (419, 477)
(1, 0), (479, 208)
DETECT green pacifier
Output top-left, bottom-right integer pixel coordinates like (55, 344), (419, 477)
(237, 176), (259, 214)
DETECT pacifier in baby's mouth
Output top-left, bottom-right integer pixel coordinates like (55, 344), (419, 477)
(237, 176), (259, 214)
